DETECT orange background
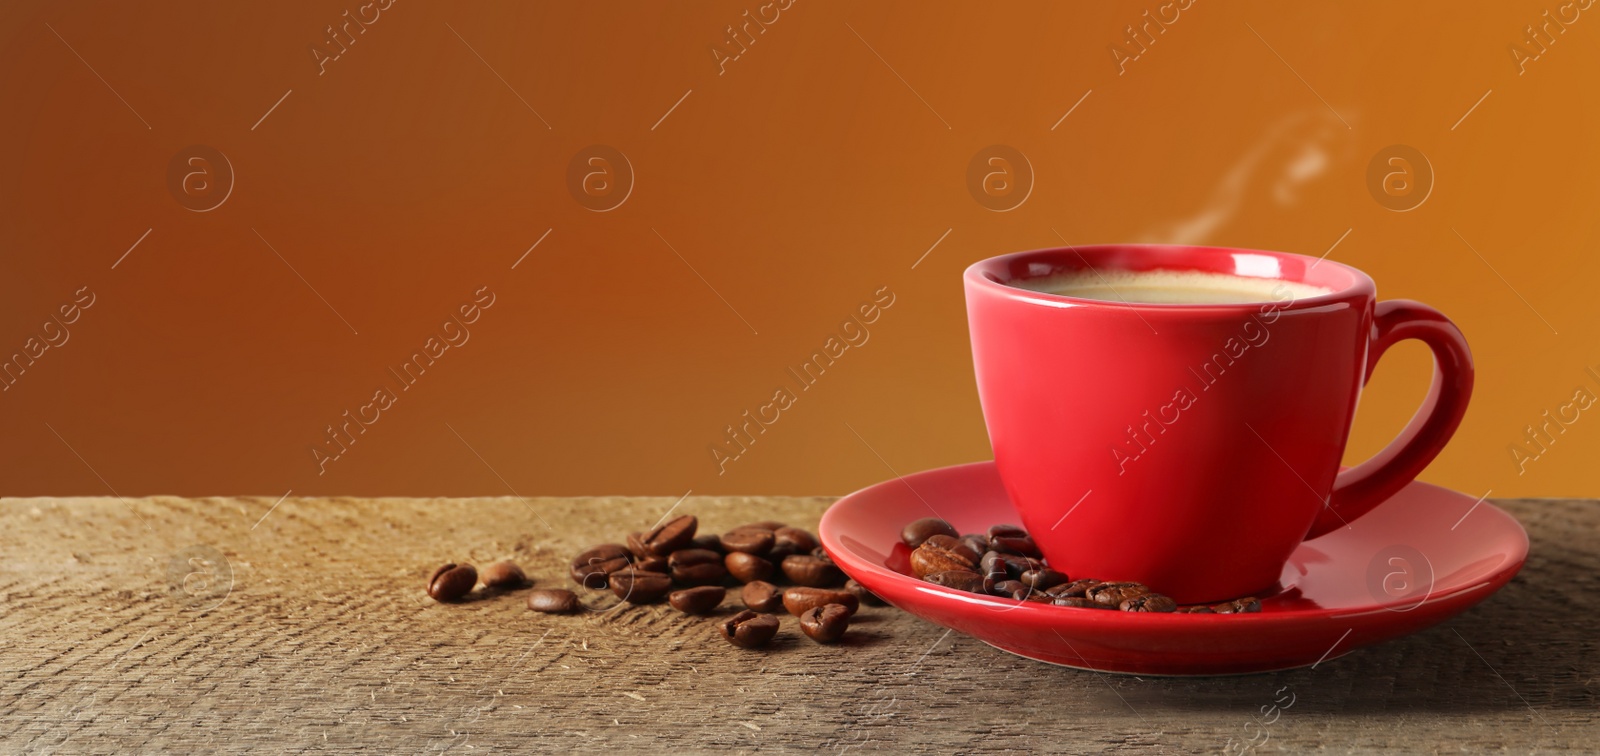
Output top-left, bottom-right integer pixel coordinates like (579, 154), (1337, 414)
(2, 1), (1596, 499)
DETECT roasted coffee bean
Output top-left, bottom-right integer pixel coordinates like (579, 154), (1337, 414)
(770, 526), (819, 558)
(527, 588), (580, 613)
(736, 520), (786, 532)
(641, 515), (698, 556)
(691, 533), (725, 553)
(1120, 594), (1178, 612)
(1046, 579), (1101, 599)
(799, 604), (852, 644)
(987, 523), (1028, 540)
(782, 587), (859, 617)
(959, 534), (990, 558)
(725, 552), (776, 583)
(900, 517), (959, 548)
(924, 570), (986, 593)
(669, 585), (726, 615)
(1052, 597), (1099, 608)
(720, 527), (775, 556)
(1210, 597), (1262, 614)
(635, 555), (669, 573)
(428, 563), (477, 602)
(668, 548), (728, 585)
(990, 533), (1041, 558)
(926, 534), (983, 565)
(625, 531), (651, 559)
(910, 537), (977, 577)
(608, 568), (672, 604)
(481, 561), (529, 589)
(718, 610), (780, 649)
(782, 554), (844, 587)
(570, 544), (632, 589)
(1180, 606), (1216, 614)
(1019, 568), (1069, 591)
(742, 580), (784, 612)
(1086, 582), (1151, 608)
(989, 579), (1031, 600)
(845, 579), (885, 607)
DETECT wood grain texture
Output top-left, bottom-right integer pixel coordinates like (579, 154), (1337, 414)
(0, 495), (1595, 754)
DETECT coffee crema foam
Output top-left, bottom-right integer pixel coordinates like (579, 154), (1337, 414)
(1012, 269), (1332, 305)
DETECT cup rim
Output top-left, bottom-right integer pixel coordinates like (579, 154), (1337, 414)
(964, 243), (1376, 312)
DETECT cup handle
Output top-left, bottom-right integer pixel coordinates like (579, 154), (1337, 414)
(1304, 300), (1474, 539)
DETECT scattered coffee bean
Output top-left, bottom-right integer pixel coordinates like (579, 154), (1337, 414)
(720, 527), (775, 556)
(1047, 579), (1100, 599)
(799, 604), (852, 644)
(781, 554), (844, 587)
(901, 517), (959, 548)
(1019, 568), (1069, 591)
(1209, 597), (1262, 614)
(608, 568), (672, 604)
(925, 570), (986, 593)
(782, 587), (859, 617)
(625, 531), (651, 559)
(527, 588), (580, 613)
(959, 533), (990, 557)
(1120, 594), (1178, 612)
(989, 579), (1031, 600)
(910, 536), (978, 577)
(668, 548), (728, 586)
(725, 552), (776, 583)
(428, 563), (478, 602)
(570, 544), (632, 589)
(481, 561), (529, 589)
(736, 520), (786, 532)
(987, 523), (1028, 540)
(669, 586), (726, 615)
(742, 580), (784, 613)
(771, 526), (819, 559)
(1052, 597), (1099, 608)
(1086, 582), (1151, 608)
(718, 610), (780, 649)
(641, 515), (698, 557)
(845, 579), (885, 607)
(928, 534), (983, 564)
(990, 533), (1041, 558)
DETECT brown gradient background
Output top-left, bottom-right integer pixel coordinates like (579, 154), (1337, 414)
(2, 1), (1596, 499)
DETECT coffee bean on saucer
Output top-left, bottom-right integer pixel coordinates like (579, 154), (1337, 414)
(691, 533), (725, 553)
(1047, 579), (1100, 599)
(481, 561), (529, 589)
(799, 604), (852, 644)
(771, 527), (819, 558)
(571, 544), (632, 589)
(924, 570), (986, 593)
(641, 515), (698, 556)
(725, 552), (776, 583)
(782, 554), (844, 587)
(720, 527), (776, 556)
(1120, 594), (1178, 613)
(1180, 606), (1216, 614)
(987, 523), (1028, 540)
(990, 533), (1041, 558)
(910, 536), (977, 577)
(668, 548), (728, 585)
(959, 534), (990, 558)
(742, 580), (784, 613)
(989, 579), (1031, 600)
(1210, 597), (1262, 614)
(901, 518), (959, 548)
(527, 588), (581, 613)
(1019, 568), (1070, 591)
(719, 610), (780, 649)
(782, 587), (859, 617)
(1086, 582), (1151, 608)
(845, 579), (885, 607)
(929, 534), (983, 565)
(669, 586), (726, 615)
(428, 563), (477, 602)
(608, 569), (672, 604)
(1052, 597), (1099, 608)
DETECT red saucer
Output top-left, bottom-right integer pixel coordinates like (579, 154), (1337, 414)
(818, 461), (1527, 676)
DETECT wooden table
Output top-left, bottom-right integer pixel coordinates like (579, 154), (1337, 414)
(1, 495), (1594, 753)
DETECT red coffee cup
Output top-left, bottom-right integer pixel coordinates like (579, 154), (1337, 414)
(964, 244), (1473, 604)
